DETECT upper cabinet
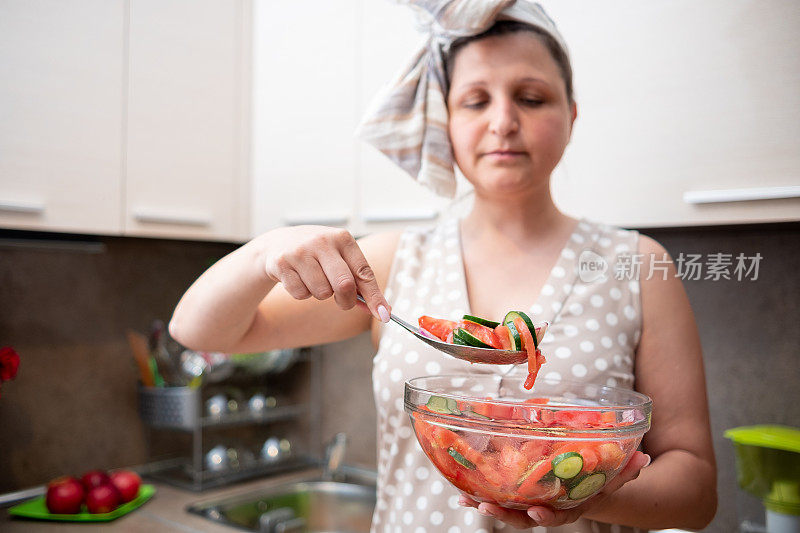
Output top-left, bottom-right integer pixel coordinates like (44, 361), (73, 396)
(250, 0), (359, 236)
(543, 0), (800, 227)
(250, 0), (451, 239)
(0, 0), (125, 235)
(354, 0), (450, 235)
(126, 0), (250, 241)
(4, 1), (798, 241)
(0, 0), (250, 241)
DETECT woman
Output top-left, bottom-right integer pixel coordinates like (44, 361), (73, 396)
(169, 2), (717, 531)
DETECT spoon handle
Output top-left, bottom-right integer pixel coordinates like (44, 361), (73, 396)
(355, 295), (418, 333)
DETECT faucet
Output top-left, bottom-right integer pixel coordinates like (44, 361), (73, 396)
(322, 433), (347, 481)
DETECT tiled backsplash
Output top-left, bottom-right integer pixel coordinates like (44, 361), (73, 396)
(1, 221), (798, 533)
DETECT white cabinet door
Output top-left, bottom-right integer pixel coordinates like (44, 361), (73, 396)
(0, 0), (124, 235)
(542, 0), (800, 227)
(126, 0), (250, 241)
(250, 0), (358, 237)
(355, 0), (451, 235)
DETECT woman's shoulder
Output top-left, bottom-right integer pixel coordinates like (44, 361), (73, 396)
(580, 218), (639, 240)
(580, 218), (669, 257)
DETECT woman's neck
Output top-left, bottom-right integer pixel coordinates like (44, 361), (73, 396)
(461, 184), (574, 248)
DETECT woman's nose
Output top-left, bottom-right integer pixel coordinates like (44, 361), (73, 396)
(488, 100), (519, 136)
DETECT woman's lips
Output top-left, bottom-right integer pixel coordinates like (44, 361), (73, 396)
(484, 150), (527, 162)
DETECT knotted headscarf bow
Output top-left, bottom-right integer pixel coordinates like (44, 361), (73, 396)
(355, 0), (568, 198)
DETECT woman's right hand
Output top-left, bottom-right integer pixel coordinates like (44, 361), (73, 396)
(261, 225), (391, 323)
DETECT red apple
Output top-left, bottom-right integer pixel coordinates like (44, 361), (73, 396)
(109, 470), (142, 503)
(85, 484), (120, 514)
(45, 476), (85, 514)
(80, 469), (111, 492)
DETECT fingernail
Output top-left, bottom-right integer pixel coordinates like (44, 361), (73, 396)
(458, 496), (468, 506)
(643, 453), (652, 468)
(528, 510), (543, 521)
(377, 304), (390, 323)
(477, 505), (494, 516)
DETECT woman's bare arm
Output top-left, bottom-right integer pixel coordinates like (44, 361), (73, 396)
(169, 226), (401, 354)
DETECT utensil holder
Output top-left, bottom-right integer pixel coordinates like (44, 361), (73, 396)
(137, 384), (200, 431)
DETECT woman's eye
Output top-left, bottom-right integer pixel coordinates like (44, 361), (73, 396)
(520, 97), (543, 106)
(463, 100), (487, 109)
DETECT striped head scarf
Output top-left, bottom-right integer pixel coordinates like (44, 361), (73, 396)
(355, 0), (569, 198)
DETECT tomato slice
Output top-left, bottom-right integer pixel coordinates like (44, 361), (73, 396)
(472, 397), (516, 419)
(524, 398), (550, 405)
(513, 317), (541, 389)
(520, 438), (551, 462)
(459, 320), (502, 348)
(493, 324), (512, 350)
(597, 442), (627, 470)
(497, 444), (530, 482)
(550, 441), (604, 466)
(418, 316), (458, 342)
(552, 410), (606, 428)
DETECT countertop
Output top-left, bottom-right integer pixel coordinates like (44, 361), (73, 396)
(1, 468), (324, 532)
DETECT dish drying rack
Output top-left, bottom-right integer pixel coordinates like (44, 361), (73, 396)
(137, 348), (322, 491)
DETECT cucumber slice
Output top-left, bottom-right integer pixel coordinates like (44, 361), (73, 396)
(451, 331), (470, 346)
(462, 409), (491, 420)
(462, 314), (501, 328)
(504, 321), (523, 351)
(551, 452), (583, 480)
(568, 472), (606, 500)
(426, 395), (461, 415)
(454, 328), (493, 349)
(448, 447), (476, 469)
(503, 311), (537, 347)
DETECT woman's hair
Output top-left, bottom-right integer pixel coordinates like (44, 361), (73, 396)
(445, 20), (574, 104)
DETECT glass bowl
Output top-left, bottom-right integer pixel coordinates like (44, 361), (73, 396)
(404, 374), (652, 510)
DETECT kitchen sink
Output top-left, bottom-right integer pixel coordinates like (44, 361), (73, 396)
(186, 467), (377, 533)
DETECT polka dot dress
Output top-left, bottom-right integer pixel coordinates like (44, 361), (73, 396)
(371, 217), (646, 533)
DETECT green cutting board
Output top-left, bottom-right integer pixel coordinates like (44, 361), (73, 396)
(8, 484), (155, 522)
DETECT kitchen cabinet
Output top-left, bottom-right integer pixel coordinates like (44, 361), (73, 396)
(250, 0), (359, 237)
(0, 0), (125, 235)
(250, 0), (452, 239)
(354, 0), (451, 235)
(0, 0), (250, 242)
(542, 0), (800, 227)
(126, 0), (250, 242)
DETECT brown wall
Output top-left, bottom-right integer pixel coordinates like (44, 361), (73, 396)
(0, 233), (238, 491)
(1, 222), (799, 533)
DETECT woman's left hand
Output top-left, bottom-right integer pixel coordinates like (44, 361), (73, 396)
(458, 451), (651, 528)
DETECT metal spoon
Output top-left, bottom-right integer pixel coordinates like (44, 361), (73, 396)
(357, 295), (546, 365)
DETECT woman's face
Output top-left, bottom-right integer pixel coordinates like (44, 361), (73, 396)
(447, 32), (577, 197)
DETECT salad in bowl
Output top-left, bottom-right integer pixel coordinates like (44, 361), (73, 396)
(405, 374), (651, 510)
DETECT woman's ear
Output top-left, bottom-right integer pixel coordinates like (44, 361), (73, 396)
(570, 101), (578, 132)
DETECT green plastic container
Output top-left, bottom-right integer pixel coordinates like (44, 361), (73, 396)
(725, 425), (800, 517)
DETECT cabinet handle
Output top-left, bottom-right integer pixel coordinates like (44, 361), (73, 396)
(0, 200), (45, 214)
(133, 209), (211, 227)
(361, 209), (439, 223)
(282, 214), (349, 227)
(683, 186), (800, 204)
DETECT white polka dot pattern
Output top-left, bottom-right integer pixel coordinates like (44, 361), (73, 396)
(371, 218), (641, 533)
